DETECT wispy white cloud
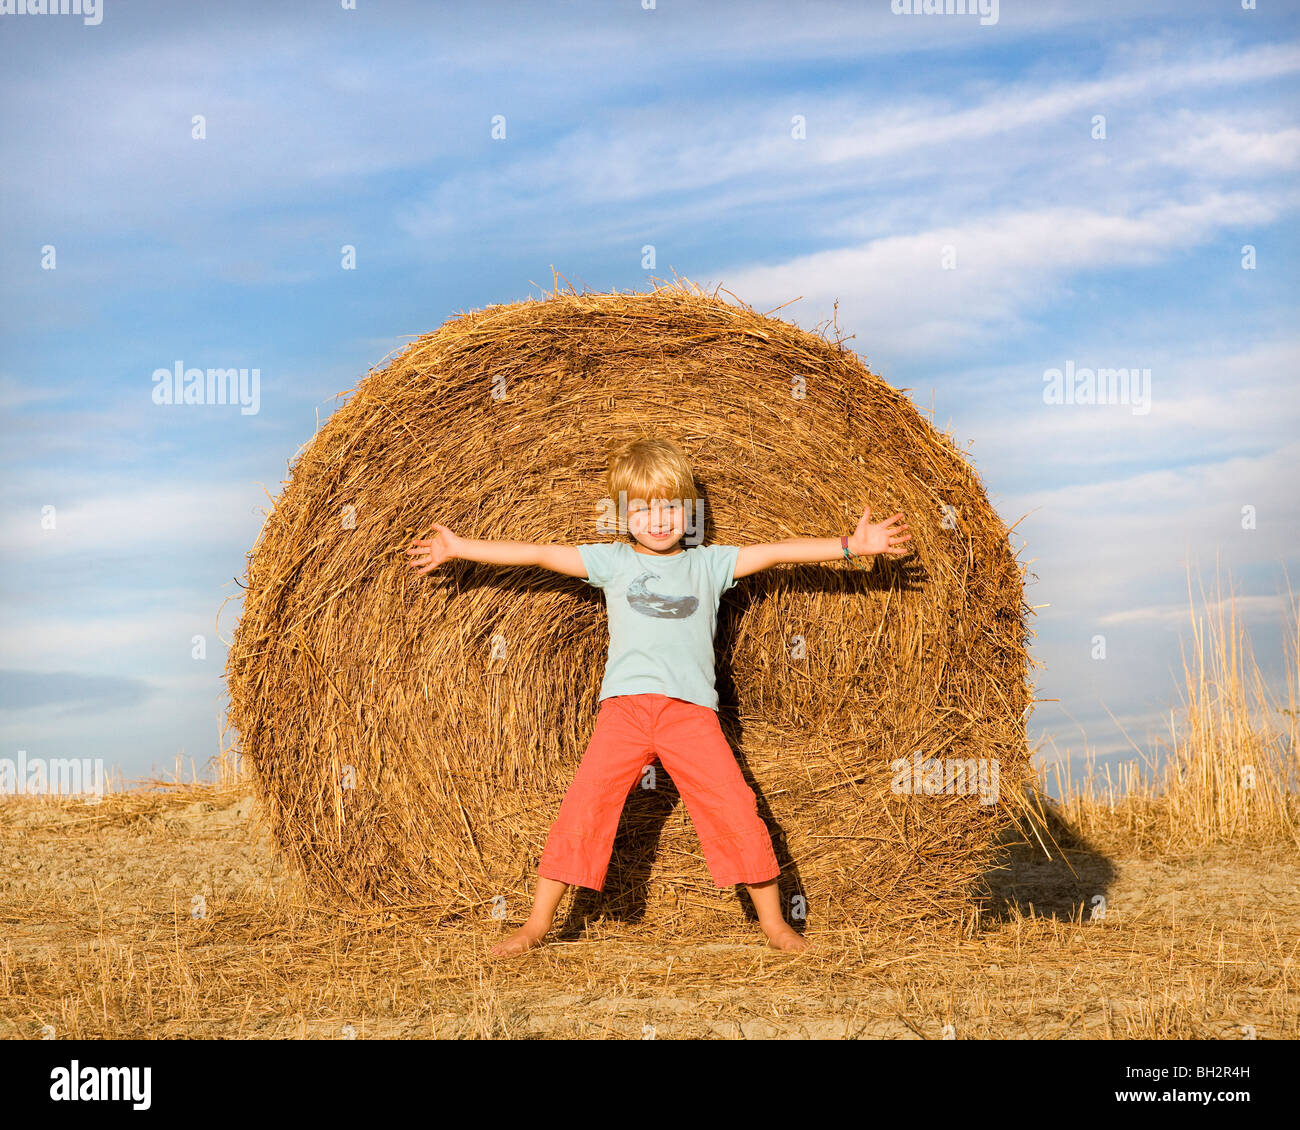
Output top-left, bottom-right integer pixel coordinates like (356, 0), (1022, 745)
(2, 620), (178, 670)
(818, 43), (1300, 165)
(954, 338), (1300, 477)
(1098, 593), (1291, 626)
(1143, 118), (1300, 175)
(713, 193), (1287, 361)
(395, 41), (1300, 248)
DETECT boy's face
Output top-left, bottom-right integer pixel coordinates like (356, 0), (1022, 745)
(627, 496), (687, 552)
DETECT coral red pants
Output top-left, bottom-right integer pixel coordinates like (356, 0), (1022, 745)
(538, 693), (780, 890)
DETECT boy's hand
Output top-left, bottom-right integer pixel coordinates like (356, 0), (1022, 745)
(847, 506), (911, 558)
(406, 523), (461, 574)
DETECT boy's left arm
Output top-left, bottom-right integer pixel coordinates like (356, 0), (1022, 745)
(732, 505), (912, 579)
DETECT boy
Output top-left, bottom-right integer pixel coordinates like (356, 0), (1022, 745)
(406, 437), (911, 954)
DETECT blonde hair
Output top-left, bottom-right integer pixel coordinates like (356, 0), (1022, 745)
(603, 436), (700, 539)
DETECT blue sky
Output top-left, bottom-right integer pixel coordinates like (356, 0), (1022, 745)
(1, 0), (1297, 794)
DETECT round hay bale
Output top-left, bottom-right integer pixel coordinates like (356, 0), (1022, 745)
(225, 278), (1033, 936)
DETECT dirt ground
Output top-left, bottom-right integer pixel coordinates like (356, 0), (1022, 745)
(1, 781), (1296, 1039)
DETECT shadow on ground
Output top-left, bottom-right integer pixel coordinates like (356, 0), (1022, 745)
(974, 800), (1118, 926)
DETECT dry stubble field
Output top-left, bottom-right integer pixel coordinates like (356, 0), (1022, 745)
(0, 771), (1294, 1040)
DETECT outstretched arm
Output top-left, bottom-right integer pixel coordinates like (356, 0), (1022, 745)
(733, 506), (911, 579)
(406, 524), (587, 578)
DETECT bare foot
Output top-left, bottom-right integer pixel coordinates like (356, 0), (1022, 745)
(760, 921), (811, 952)
(490, 923), (550, 957)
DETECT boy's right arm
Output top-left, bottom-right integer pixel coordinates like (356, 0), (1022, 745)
(459, 539), (586, 578)
(407, 524), (587, 578)
(534, 544), (588, 578)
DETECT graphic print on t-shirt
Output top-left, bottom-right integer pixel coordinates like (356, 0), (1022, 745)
(626, 570), (699, 619)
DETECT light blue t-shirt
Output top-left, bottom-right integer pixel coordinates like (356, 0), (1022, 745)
(577, 540), (741, 712)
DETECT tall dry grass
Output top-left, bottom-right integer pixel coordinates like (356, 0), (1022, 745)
(1038, 565), (1299, 853)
